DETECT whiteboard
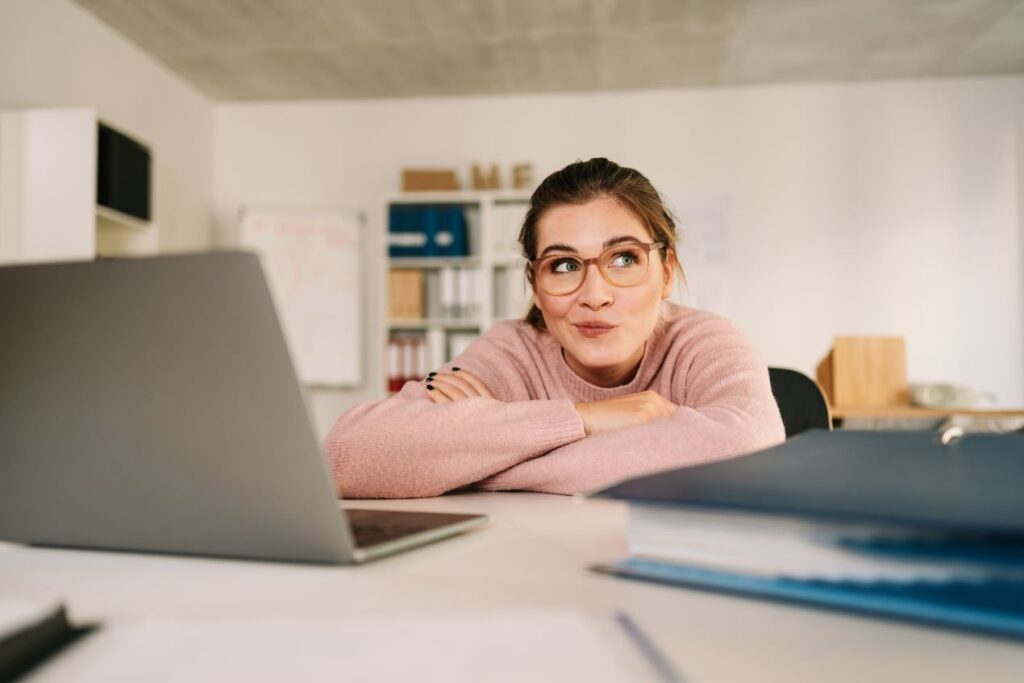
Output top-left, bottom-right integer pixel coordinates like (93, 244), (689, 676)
(239, 208), (363, 387)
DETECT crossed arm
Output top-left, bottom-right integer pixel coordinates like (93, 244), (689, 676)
(428, 367), (783, 495)
(322, 382), (585, 499)
(323, 369), (679, 499)
(426, 369), (678, 436)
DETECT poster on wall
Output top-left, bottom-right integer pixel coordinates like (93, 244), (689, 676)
(239, 207), (363, 387)
(668, 195), (734, 315)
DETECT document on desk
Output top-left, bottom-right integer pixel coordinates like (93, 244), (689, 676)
(596, 504), (1024, 639)
(26, 611), (672, 683)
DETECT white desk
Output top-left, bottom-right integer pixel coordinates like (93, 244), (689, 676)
(2, 492), (1022, 682)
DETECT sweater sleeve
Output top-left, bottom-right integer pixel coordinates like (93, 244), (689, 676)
(475, 320), (786, 496)
(322, 330), (586, 499)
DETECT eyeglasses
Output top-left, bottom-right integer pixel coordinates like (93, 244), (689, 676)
(529, 241), (665, 296)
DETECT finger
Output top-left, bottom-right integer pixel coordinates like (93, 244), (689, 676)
(432, 372), (484, 399)
(425, 382), (451, 403)
(429, 374), (474, 401)
(657, 400), (677, 417)
(451, 370), (494, 399)
(641, 391), (677, 416)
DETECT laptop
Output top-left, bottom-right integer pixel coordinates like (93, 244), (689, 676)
(0, 251), (486, 564)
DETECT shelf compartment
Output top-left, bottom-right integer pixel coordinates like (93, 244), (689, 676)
(389, 319), (482, 330)
(389, 257), (480, 269)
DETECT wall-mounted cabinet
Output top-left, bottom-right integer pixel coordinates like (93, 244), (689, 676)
(0, 108), (154, 265)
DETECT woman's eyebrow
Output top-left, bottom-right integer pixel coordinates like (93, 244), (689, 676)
(537, 235), (644, 258)
(603, 235), (645, 248)
(537, 242), (578, 258)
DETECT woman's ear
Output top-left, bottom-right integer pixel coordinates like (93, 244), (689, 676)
(660, 250), (676, 299)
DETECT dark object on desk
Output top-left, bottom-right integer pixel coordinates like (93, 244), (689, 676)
(768, 367), (832, 438)
(0, 253), (486, 565)
(0, 603), (96, 682)
(599, 429), (1024, 533)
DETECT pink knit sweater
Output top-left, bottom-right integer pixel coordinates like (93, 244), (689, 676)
(324, 303), (785, 498)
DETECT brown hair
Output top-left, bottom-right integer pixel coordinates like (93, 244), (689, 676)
(519, 158), (682, 329)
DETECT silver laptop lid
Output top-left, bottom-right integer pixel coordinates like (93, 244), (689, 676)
(0, 252), (355, 564)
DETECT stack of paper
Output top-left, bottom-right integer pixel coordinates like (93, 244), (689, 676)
(594, 430), (1024, 639)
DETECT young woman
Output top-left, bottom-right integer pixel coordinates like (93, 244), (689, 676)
(324, 158), (784, 498)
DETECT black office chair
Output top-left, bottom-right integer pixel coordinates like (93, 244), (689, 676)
(768, 367), (833, 438)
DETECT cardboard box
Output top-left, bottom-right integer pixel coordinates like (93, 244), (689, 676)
(389, 269), (424, 320)
(816, 336), (908, 408)
(401, 169), (459, 192)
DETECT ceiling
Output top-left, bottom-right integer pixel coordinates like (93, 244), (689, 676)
(72, 0), (1024, 101)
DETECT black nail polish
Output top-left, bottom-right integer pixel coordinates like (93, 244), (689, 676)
(427, 372), (436, 377)
(426, 384), (435, 390)
(452, 367), (461, 371)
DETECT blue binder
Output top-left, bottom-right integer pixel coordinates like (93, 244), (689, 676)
(596, 556), (1024, 639)
(441, 206), (469, 257)
(594, 430), (1024, 639)
(595, 547), (1024, 640)
(388, 206), (469, 258)
(388, 206), (428, 257)
(417, 207), (437, 257)
(598, 430), (1024, 534)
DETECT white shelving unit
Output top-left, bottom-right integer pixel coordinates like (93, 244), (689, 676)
(382, 190), (532, 392)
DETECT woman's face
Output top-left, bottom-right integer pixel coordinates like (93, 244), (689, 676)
(532, 196), (675, 387)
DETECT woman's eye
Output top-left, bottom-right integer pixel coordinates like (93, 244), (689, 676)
(609, 251), (640, 268)
(551, 259), (581, 273)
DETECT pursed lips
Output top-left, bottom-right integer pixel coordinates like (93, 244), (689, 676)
(572, 321), (617, 337)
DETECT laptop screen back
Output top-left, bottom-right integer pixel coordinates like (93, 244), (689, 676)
(0, 252), (354, 564)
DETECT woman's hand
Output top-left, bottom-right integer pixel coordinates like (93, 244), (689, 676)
(425, 368), (496, 403)
(574, 391), (678, 436)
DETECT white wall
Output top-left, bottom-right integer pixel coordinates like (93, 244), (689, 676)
(0, 0), (214, 253)
(215, 76), (1024, 433)
(4, 2), (1017, 437)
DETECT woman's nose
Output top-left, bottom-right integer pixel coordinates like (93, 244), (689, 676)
(576, 263), (613, 309)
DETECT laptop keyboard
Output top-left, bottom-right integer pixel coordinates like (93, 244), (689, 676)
(349, 521), (430, 547)
(344, 508), (483, 549)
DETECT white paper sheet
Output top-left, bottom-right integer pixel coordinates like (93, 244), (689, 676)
(629, 505), (1006, 582)
(29, 611), (665, 683)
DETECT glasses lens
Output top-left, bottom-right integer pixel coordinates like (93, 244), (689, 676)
(600, 244), (650, 286)
(536, 255), (584, 295)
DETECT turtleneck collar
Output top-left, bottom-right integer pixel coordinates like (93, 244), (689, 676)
(542, 304), (669, 402)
